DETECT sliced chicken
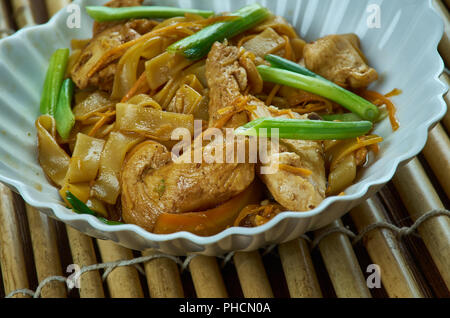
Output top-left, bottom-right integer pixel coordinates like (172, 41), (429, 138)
(71, 20), (154, 91)
(207, 42), (326, 211)
(206, 42), (249, 128)
(121, 139), (255, 232)
(248, 98), (327, 211)
(304, 34), (378, 89)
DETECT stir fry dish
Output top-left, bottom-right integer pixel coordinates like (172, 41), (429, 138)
(36, 0), (400, 236)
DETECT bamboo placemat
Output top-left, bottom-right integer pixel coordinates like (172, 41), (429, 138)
(0, 0), (449, 299)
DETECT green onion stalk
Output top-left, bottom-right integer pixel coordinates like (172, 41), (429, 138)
(235, 117), (373, 140)
(167, 4), (271, 60)
(86, 6), (215, 22)
(257, 64), (381, 122)
(40, 48), (70, 116)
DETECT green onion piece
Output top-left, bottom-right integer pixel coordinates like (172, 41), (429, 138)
(235, 118), (373, 140)
(54, 78), (75, 140)
(86, 6), (215, 22)
(321, 107), (389, 123)
(320, 113), (364, 122)
(40, 48), (70, 116)
(257, 65), (381, 122)
(265, 54), (323, 79)
(65, 192), (124, 226)
(167, 4), (270, 60)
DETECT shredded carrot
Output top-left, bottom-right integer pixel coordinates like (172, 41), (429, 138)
(88, 111), (116, 137)
(121, 72), (150, 103)
(359, 90), (400, 131)
(385, 88), (402, 98)
(195, 15), (239, 25)
(266, 84), (281, 106)
(268, 107), (296, 119)
(214, 96), (256, 129)
(278, 164), (313, 178)
(291, 104), (328, 114)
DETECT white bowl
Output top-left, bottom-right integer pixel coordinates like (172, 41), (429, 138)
(0, 0), (447, 256)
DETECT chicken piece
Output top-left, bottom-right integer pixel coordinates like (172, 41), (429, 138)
(304, 34), (378, 89)
(206, 42), (249, 128)
(121, 139), (255, 232)
(248, 98), (327, 211)
(93, 0), (144, 36)
(71, 20), (154, 91)
(207, 42), (326, 211)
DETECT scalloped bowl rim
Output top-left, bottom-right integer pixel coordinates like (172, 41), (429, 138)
(0, 0), (447, 249)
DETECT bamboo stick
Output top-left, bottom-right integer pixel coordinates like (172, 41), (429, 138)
(314, 219), (372, 298)
(65, 226), (105, 298)
(45, 0), (71, 18)
(26, 205), (67, 298)
(278, 239), (322, 298)
(11, 3), (67, 298)
(434, 0), (450, 66)
(96, 239), (144, 298)
(189, 256), (228, 298)
(142, 249), (184, 298)
(0, 0), (14, 38)
(392, 158), (450, 289)
(11, 0), (35, 28)
(45, 0), (104, 298)
(445, 0), (450, 10)
(233, 251), (274, 298)
(438, 73), (450, 134)
(0, 2), (28, 299)
(422, 124), (450, 198)
(350, 197), (426, 298)
(0, 184), (30, 298)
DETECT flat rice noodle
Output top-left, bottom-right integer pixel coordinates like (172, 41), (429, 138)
(60, 182), (91, 205)
(182, 61), (207, 88)
(152, 74), (183, 108)
(243, 27), (286, 58)
(145, 51), (195, 90)
(291, 38), (306, 61)
(153, 73), (204, 109)
(152, 17), (188, 30)
(65, 133), (105, 184)
(127, 94), (162, 109)
(181, 74), (204, 93)
(86, 198), (108, 217)
(116, 103), (194, 141)
(91, 131), (143, 204)
(67, 49), (82, 77)
(111, 36), (165, 100)
(167, 84), (203, 114)
(73, 91), (116, 121)
(36, 115), (71, 187)
(192, 94), (210, 121)
(251, 15), (299, 39)
(71, 39), (90, 50)
(326, 135), (383, 171)
(327, 154), (357, 195)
